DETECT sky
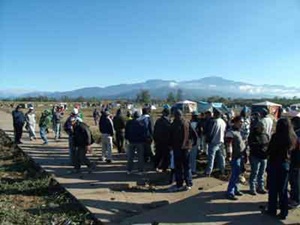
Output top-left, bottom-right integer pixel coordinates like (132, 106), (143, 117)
(0, 0), (299, 92)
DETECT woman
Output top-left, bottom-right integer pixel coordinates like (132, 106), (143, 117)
(266, 118), (297, 219)
(25, 106), (37, 140)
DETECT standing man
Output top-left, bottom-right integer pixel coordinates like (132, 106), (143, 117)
(113, 108), (126, 153)
(205, 108), (227, 176)
(153, 108), (171, 172)
(64, 108), (81, 165)
(39, 109), (52, 145)
(12, 105), (26, 144)
(226, 116), (245, 200)
(139, 107), (153, 163)
(169, 109), (197, 192)
(25, 106), (37, 140)
(53, 105), (64, 141)
(71, 117), (95, 173)
(125, 111), (147, 174)
(93, 108), (100, 126)
(261, 108), (273, 138)
(99, 110), (114, 163)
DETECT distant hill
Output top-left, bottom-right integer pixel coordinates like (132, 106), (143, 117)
(1, 76), (300, 100)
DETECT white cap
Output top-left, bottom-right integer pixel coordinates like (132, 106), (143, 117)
(72, 108), (78, 115)
(29, 106), (34, 109)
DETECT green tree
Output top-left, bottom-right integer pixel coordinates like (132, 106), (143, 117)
(166, 92), (176, 103)
(176, 89), (183, 101)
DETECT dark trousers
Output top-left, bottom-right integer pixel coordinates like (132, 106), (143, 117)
(14, 124), (23, 143)
(144, 142), (153, 162)
(116, 131), (125, 153)
(154, 143), (170, 170)
(267, 162), (290, 217)
(173, 148), (192, 187)
(290, 167), (300, 204)
(74, 146), (92, 170)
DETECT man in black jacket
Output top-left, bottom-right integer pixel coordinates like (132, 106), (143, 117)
(113, 109), (126, 153)
(12, 105), (26, 144)
(72, 118), (95, 173)
(99, 110), (114, 163)
(153, 108), (171, 171)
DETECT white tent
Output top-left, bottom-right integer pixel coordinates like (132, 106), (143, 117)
(252, 101), (282, 107)
(174, 100), (197, 113)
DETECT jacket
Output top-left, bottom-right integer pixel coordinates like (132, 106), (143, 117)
(153, 116), (171, 145)
(125, 119), (147, 143)
(12, 110), (26, 126)
(248, 130), (269, 159)
(73, 122), (93, 147)
(99, 114), (114, 136)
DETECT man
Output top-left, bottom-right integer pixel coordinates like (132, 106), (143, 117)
(93, 108), (100, 126)
(113, 108), (126, 153)
(205, 108), (227, 176)
(25, 106), (37, 140)
(169, 109), (197, 192)
(12, 105), (26, 144)
(125, 111), (147, 174)
(139, 107), (153, 162)
(225, 116), (245, 200)
(39, 109), (52, 145)
(153, 108), (171, 172)
(71, 117), (95, 173)
(53, 105), (64, 140)
(99, 110), (114, 163)
(64, 108), (82, 165)
(261, 108), (273, 138)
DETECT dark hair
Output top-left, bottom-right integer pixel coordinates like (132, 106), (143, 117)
(232, 115), (242, 123)
(291, 117), (300, 131)
(275, 118), (297, 150)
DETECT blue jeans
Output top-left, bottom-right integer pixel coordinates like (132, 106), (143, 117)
(127, 143), (144, 172)
(205, 143), (225, 175)
(249, 155), (267, 192)
(189, 145), (198, 173)
(267, 162), (290, 217)
(174, 148), (192, 187)
(227, 157), (242, 196)
(39, 126), (48, 143)
(54, 122), (61, 139)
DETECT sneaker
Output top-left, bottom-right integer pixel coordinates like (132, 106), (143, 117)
(186, 185), (192, 190)
(277, 213), (287, 220)
(105, 159), (112, 163)
(42, 142), (48, 145)
(235, 191), (243, 196)
(257, 188), (267, 194)
(249, 190), (257, 196)
(126, 171), (132, 175)
(227, 194), (238, 201)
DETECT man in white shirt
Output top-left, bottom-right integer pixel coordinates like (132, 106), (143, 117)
(261, 108), (273, 138)
(205, 108), (227, 176)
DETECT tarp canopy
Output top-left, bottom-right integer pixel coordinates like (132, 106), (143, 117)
(197, 101), (230, 114)
(173, 100), (197, 113)
(251, 101), (282, 119)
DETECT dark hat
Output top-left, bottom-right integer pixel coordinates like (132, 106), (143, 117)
(174, 109), (183, 117)
(133, 111), (141, 118)
(162, 108), (170, 116)
(213, 107), (222, 115)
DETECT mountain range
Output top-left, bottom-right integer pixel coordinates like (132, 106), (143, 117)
(1, 76), (299, 100)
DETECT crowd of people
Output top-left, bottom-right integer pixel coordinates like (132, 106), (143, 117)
(11, 103), (300, 220)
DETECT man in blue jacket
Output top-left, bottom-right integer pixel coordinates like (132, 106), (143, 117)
(125, 111), (147, 175)
(12, 105), (26, 144)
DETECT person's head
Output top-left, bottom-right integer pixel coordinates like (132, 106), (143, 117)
(291, 116), (300, 131)
(133, 111), (140, 119)
(16, 105), (22, 111)
(261, 108), (269, 117)
(116, 108), (122, 116)
(232, 116), (243, 129)
(205, 110), (212, 118)
(70, 116), (79, 127)
(28, 106), (34, 111)
(142, 107), (150, 115)
(174, 109), (183, 120)
(126, 110), (132, 118)
(162, 108), (170, 117)
(71, 108), (79, 116)
(213, 108), (222, 118)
